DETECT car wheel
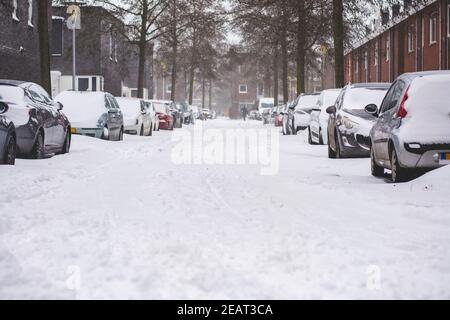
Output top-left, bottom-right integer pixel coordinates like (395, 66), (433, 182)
(319, 129), (324, 145)
(371, 147), (384, 177)
(335, 131), (342, 159)
(328, 142), (336, 159)
(32, 132), (45, 159)
(139, 125), (144, 136)
(61, 130), (71, 154)
(308, 127), (313, 144)
(391, 148), (409, 183)
(118, 128), (124, 141)
(292, 120), (297, 135)
(149, 123), (153, 136)
(4, 135), (16, 165)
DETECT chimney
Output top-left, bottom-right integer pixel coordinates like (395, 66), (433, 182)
(380, 9), (390, 25)
(392, 4), (401, 18)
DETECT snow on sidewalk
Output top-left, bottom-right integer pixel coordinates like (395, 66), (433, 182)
(0, 119), (449, 299)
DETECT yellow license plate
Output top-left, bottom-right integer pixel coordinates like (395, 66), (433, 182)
(71, 128), (77, 134)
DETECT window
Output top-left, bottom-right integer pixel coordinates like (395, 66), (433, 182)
(374, 41), (379, 66)
(355, 55), (359, 74)
(51, 17), (64, 56)
(78, 78), (89, 91)
(429, 13), (438, 45)
(386, 35), (390, 62)
(447, 5), (450, 37)
(239, 85), (247, 93)
(166, 84), (172, 93)
(380, 80), (406, 114)
(364, 50), (368, 70)
(407, 25), (415, 53)
(109, 28), (113, 60)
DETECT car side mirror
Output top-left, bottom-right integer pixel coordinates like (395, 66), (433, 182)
(57, 102), (64, 111)
(108, 108), (118, 114)
(364, 104), (378, 116)
(326, 106), (336, 114)
(0, 102), (9, 114)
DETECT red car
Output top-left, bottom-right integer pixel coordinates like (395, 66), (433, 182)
(275, 105), (285, 127)
(153, 101), (174, 130)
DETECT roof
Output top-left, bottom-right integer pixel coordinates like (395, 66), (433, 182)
(347, 0), (437, 54)
(350, 82), (391, 88)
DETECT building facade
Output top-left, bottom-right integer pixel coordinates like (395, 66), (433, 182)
(51, 5), (153, 98)
(0, 0), (51, 83)
(345, 0), (450, 84)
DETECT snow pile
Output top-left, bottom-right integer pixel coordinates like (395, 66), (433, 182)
(400, 74), (450, 143)
(410, 165), (450, 192)
(55, 91), (105, 126)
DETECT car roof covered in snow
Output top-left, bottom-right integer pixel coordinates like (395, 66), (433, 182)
(0, 79), (35, 89)
(349, 82), (391, 89)
(399, 70), (450, 81)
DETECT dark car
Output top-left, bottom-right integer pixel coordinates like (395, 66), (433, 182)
(166, 101), (183, 128)
(0, 80), (71, 159)
(0, 103), (16, 165)
(326, 83), (390, 159)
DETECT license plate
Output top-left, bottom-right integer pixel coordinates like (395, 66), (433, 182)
(440, 153), (450, 164)
(71, 128), (77, 134)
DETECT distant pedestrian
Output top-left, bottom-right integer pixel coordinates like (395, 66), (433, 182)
(241, 105), (248, 121)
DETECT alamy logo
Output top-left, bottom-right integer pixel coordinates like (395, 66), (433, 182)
(171, 122), (280, 175)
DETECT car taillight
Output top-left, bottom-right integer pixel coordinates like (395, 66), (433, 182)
(397, 86), (410, 118)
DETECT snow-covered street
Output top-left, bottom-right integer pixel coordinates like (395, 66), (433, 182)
(1, 119), (450, 299)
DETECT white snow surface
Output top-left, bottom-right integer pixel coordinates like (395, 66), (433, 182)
(55, 91), (106, 125)
(400, 74), (450, 143)
(1, 119), (450, 299)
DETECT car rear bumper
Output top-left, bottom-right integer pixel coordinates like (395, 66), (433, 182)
(72, 127), (103, 139)
(398, 142), (450, 169)
(124, 124), (139, 135)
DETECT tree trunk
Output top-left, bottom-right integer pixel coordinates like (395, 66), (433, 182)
(137, 3), (149, 99)
(37, 0), (51, 95)
(333, 0), (345, 88)
(170, 0), (177, 101)
(273, 41), (279, 106)
(296, 0), (306, 95)
(209, 78), (212, 109)
(201, 74), (205, 108)
(281, 4), (289, 103)
(188, 65), (195, 105)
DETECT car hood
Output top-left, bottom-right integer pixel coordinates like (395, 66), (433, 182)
(343, 109), (377, 120)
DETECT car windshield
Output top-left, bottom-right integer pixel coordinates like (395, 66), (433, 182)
(261, 103), (274, 109)
(0, 85), (24, 103)
(296, 95), (318, 109)
(343, 87), (389, 110)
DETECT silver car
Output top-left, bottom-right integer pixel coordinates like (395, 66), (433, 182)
(366, 71), (450, 182)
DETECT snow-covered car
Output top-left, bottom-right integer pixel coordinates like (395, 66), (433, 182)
(152, 100), (174, 130)
(367, 71), (450, 182)
(293, 93), (319, 132)
(178, 102), (195, 124)
(0, 104), (16, 165)
(308, 89), (342, 145)
(143, 100), (160, 131)
(116, 98), (153, 136)
(281, 100), (295, 134)
(0, 80), (71, 159)
(166, 101), (183, 128)
(326, 83), (390, 159)
(201, 108), (212, 120)
(191, 105), (200, 119)
(55, 91), (124, 141)
(249, 110), (260, 120)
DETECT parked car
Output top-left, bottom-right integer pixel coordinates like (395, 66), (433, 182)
(55, 91), (123, 141)
(249, 110), (261, 120)
(281, 101), (294, 134)
(309, 89), (342, 145)
(0, 80), (71, 159)
(143, 100), (160, 132)
(274, 105), (284, 127)
(178, 102), (194, 124)
(293, 93), (320, 133)
(116, 98), (153, 136)
(191, 105), (200, 120)
(201, 108), (212, 120)
(0, 104), (16, 165)
(152, 100), (174, 130)
(166, 101), (183, 128)
(367, 71), (450, 182)
(262, 108), (272, 125)
(326, 83), (390, 159)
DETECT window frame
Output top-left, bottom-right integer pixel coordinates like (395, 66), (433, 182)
(386, 35), (390, 62)
(447, 4), (450, 38)
(51, 17), (64, 57)
(407, 24), (415, 53)
(429, 12), (438, 45)
(374, 41), (379, 66)
(239, 84), (248, 94)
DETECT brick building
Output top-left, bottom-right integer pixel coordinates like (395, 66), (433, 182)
(50, 5), (153, 98)
(0, 0), (51, 83)
(345, 0), (450, 84)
